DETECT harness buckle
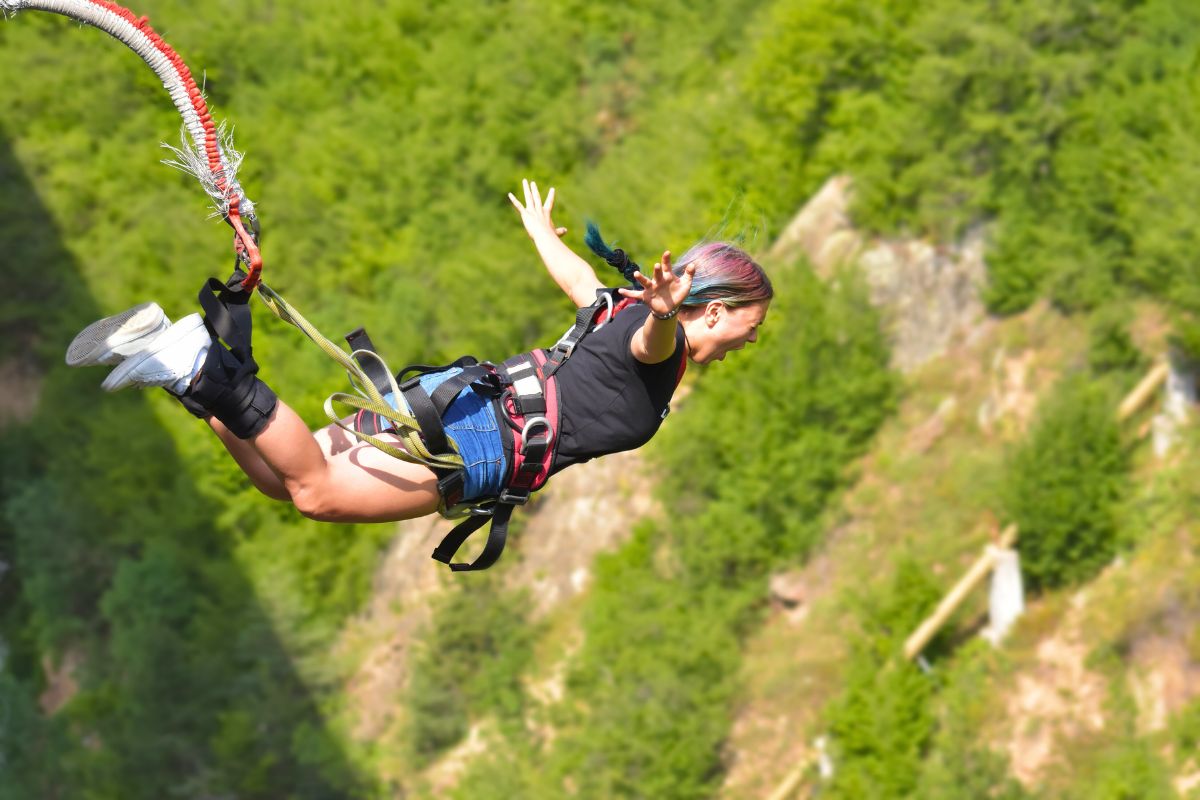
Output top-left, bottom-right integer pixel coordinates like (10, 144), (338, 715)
(553, 339), (577, 360)
(590, 291), (615, 332)
(437, 470), (466, 508)
(519, 416), (552, 454)
(498, 487), (531, 505)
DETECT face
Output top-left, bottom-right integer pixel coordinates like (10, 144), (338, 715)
(687, 300), (769, 364)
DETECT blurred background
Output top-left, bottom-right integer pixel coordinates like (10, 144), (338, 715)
(1, 1), (1198, 797)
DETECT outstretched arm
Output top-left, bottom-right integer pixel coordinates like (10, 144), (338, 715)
(509, 179), (604, 308)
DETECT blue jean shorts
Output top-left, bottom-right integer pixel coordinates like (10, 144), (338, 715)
(384, 367), (508, 502)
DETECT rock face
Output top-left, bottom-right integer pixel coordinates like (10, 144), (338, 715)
(770, 175), (988, 373)
(505, 446), (657, 618)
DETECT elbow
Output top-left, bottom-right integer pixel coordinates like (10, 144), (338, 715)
(289, 482), (342, 522)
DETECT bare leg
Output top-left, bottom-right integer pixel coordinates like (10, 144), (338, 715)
(210, 398), (442, 523)
(208, 417), (293, 501)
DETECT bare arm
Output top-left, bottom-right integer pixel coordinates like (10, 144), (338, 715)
(509, 179), (604, 308)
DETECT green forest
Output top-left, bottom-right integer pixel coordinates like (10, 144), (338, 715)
(2, 0), (1199, 797)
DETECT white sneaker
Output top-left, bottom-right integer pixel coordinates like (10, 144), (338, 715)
(65, 302), (170, 367)
(101, 313), (212, 393)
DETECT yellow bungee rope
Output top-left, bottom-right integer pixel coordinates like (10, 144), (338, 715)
(255, 282), (466, 476)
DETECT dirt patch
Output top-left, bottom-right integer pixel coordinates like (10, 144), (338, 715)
(977, 348), (1040, 437)
(39, 645), (83, 714)
(904, 396), (957, 455)
(340, 515), (454, 742)
(721, 710), (812, 800)
(1128, 637), (1200, 734)
(424, 720), (496, 796)
(1002, 592), (1107, 786)
(0, 355), (42, 428)
(506, 446), (657, 619)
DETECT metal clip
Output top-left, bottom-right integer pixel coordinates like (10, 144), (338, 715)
(520, 416), (552, 451)
(591, 291), (615, 332)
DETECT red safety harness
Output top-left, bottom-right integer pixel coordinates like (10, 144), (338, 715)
(350, 288), (686, 571)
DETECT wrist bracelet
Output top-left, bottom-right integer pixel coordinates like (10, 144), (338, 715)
(651, 306), (680, 321)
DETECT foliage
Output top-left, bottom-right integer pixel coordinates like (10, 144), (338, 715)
(1061, 736), (1177, 800)
(822, 557), (940, 800)
(1, 0), (1196, 795)
(914, 641), (1032, 800)
(405, 577), (537, 765)
(468, 264), (890, 799)
(1088, 305), (1149, 378)
(659, 264), (895, 597)
(445, 262), (894, 799)
(1001, 375), (1129, 590)
(547, 524), (743, 800)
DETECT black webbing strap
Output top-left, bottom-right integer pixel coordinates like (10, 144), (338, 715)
(400, 362), (491, 457)
(344, 327), (394, 397)
(543, 288), (621, 379)
(431, 502), (515, 572)
(545, 302), (601, 374)
(198, 270), (257, 378)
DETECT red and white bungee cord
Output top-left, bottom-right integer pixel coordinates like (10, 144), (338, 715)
(1, 0), (264, 289)
(2, 0), (448, 472)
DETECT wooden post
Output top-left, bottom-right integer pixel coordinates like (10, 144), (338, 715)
(766, 761), (811, 800)
(1117, 361), (1169, 423)
(903, 524), (1019, 661)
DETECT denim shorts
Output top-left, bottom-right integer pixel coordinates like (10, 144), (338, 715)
(384, 367), (508, 502)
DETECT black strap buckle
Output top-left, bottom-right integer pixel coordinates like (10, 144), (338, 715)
(437, 470), (466, 508)
(498, 487), (531, 505)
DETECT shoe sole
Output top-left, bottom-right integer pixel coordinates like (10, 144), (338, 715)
(102, 314), (209, 393)
(66, 302), (167, 367)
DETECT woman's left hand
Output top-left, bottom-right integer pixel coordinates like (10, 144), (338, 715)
(618, 251), (694, 318)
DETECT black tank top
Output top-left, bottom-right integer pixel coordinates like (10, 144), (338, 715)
(550, 303), (686, 475)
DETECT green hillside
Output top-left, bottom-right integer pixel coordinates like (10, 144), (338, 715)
(1, 0), (1198, 798)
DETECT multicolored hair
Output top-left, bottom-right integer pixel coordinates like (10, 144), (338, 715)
(673, 240), (773, 309)
(586, 224), (772, 309)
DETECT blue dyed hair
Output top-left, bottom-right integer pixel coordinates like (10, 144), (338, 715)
(585, 222), (642, 285)
(586, 223), (772, 307)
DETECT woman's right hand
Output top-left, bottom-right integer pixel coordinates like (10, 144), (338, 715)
(508, 179), (568, 242)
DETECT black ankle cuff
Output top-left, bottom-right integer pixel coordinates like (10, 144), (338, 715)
(173, 390), (212, 420)
(186, 342), (278, 439)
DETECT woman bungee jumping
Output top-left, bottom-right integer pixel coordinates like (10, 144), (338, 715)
(1, 4), (771, 569)
(67, 180), (772, 569)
